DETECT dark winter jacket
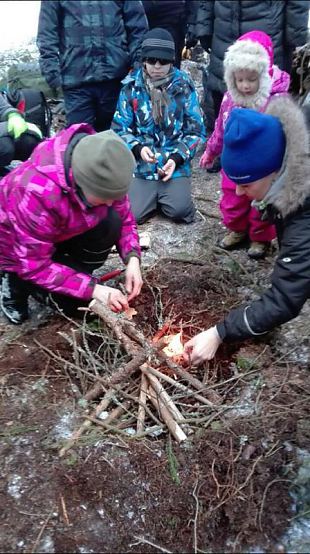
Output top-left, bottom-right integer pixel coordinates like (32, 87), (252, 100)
(0, 94), (17, 121)
(217, 96), (310, 342)
(195, 1), (310, 94)
(37, 0), (148, 90)
(142, 0), (196, 35)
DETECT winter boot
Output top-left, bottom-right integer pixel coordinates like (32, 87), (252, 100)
(29, 285), (51, 306)
(219, 231), (247, 250)
(0, 272), (29, 324)
(248, 241), (270, 259)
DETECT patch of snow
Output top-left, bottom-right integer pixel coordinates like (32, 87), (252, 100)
(31, 377), (49, 392)
(53, 412), (76, 440)
(7, 474), (23, 499)
(226, 384), (256, 418)
(281, 448), (310, 552)
(124, 427), (136, 436)
(39, 535), (54, 553)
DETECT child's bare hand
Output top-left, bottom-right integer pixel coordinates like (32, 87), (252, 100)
(125, 256), (143, 301)
(183, 327), (222, 365)
(141, 146), (156, 163)
(92, 284), (129, 312)
(199, 150), (214, 169)
(161, 159), (176, 182)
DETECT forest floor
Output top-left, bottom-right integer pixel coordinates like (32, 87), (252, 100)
(1, 149), (309, 553)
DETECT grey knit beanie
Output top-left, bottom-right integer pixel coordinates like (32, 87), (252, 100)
(141, 28), (175, 62)
(72, 130), (135, 200)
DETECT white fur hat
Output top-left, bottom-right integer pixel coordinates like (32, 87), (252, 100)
(224, 36), (273, 109)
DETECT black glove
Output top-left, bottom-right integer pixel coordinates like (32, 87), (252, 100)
(199, 35), (212, 53)
(185, 33), (198, 49)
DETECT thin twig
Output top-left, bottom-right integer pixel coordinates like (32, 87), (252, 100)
(192, 479), (200, 554)
(30, 511), (53, 553)
(130, 535), (172, 553)
(258, 478), (291, 531)
(60, 495), (70, 526)
(137, 373), (148, 433)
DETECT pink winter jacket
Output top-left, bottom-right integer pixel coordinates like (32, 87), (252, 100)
(205, 66), (290, 161)
(0, 124), (140, 301)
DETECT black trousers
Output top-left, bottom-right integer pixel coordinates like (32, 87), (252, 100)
(0, 122), (41, 174)
(9, 208), (122, 316)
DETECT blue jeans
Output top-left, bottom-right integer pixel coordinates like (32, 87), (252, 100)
(64, 80), (121, 131)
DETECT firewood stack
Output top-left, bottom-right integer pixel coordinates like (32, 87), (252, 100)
(59, 300), (222, 457)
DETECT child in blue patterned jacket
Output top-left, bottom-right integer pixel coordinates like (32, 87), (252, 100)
(112, 27), (205, 224)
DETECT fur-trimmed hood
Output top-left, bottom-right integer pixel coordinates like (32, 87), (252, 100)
(264, 96), (310, 218)
(224, 30), (289, 109)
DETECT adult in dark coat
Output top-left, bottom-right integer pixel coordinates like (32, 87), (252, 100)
(194, 0), (309, 129)
(37, 0), (148, 132)
(142, 0), (198, 68)
(183, 96), (310, 364)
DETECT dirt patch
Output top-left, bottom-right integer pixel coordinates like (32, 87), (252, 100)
(1, 262), (309, 553)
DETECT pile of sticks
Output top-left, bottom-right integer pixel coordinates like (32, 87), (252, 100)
(59, 300), (222, 457)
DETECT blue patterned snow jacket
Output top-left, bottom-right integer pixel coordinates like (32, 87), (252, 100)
(112, 67), (205, 180)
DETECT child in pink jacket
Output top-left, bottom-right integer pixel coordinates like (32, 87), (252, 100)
(200, 30), (290, 258)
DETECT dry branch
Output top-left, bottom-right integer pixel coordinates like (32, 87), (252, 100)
(103, 401), (131, 426)
(108, 351), (147, 385)
(141, 365), (214, 407)
(84, 382), (105, 402)
(144, 367), (185, 424)
(147, 385), (188, 443)
(84, 415), (135, 436)
(89, 299), (141, 355)
(137, 373), (148, 433)
(59, 387), (116, 457)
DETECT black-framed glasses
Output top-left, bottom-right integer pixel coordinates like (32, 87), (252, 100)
(145, 57), (171, 66)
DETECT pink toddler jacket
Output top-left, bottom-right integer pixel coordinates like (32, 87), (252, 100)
(205, 30), (290, 161)
(0, 124), (140, 300)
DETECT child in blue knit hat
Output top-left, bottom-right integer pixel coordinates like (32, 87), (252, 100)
(200, 30), (290, 259)
(183, 96), (310, 365)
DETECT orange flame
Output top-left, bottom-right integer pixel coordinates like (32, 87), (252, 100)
(162, 332), (184, 358)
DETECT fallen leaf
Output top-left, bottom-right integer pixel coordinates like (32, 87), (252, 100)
(124, 307), (137, 320)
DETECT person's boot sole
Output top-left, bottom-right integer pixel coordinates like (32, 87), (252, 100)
(0, 294), (29, 325)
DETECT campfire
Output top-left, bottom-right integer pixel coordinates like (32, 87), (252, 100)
(59, 301), (222, 457)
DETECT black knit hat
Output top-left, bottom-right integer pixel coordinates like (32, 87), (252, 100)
(141, 28), (175, 62)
